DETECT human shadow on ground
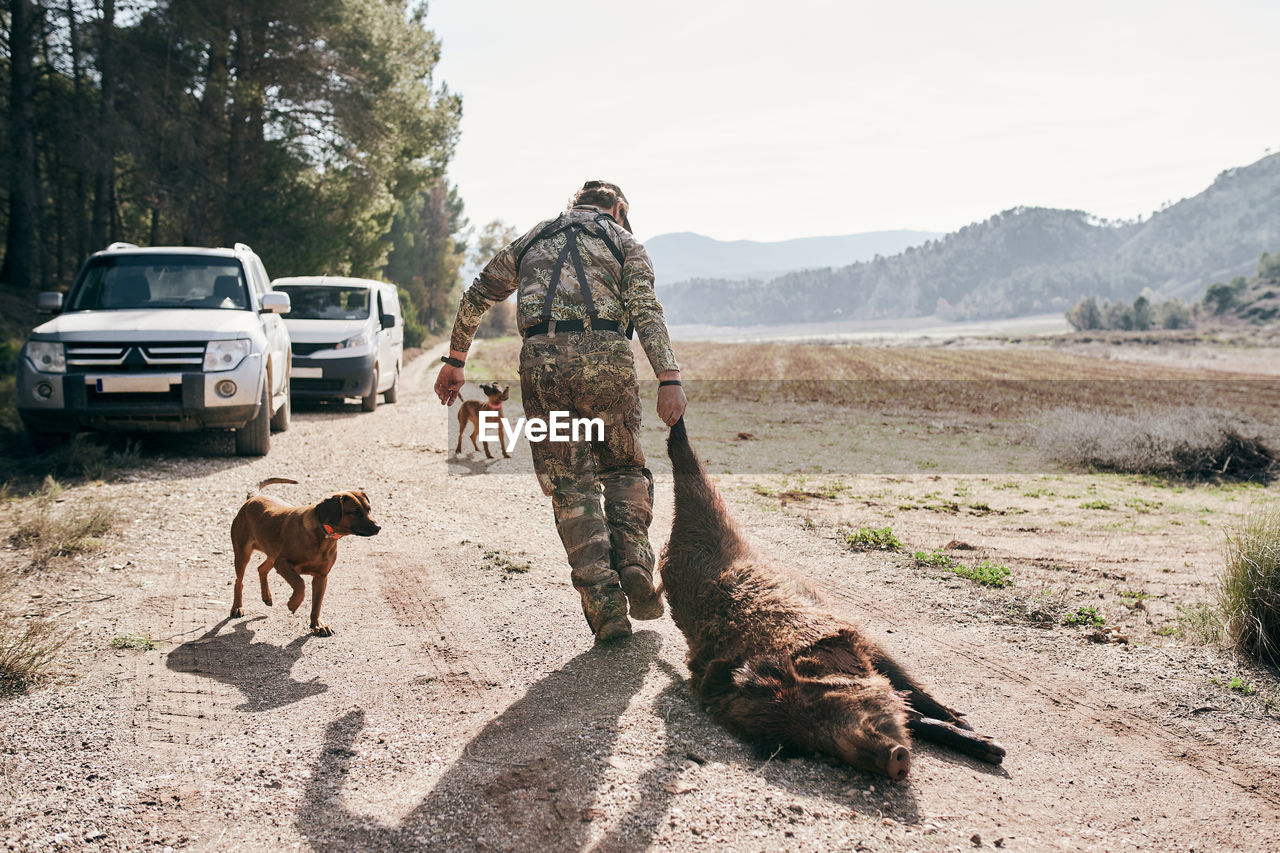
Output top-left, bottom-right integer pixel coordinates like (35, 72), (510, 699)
(297, 632), (663, 851)
(298, 636), (924, 851)
(165, 617), (327, 712)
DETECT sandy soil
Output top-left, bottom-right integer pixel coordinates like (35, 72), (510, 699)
(2, 341), (1278, 852)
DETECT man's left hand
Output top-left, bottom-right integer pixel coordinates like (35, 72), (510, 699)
(657, 384), (687, 426)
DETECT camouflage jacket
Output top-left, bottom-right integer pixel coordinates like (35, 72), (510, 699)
(448, 207), (679, 375)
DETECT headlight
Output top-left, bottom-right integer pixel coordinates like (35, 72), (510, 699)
(204, 339), (252, 372)
(25, 341), (65, 374)
(335, 332), (370, 350)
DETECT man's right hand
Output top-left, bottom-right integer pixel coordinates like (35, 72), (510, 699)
(435, 364), (465, 405)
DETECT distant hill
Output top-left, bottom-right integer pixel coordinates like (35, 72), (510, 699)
(645, 230), (941, 285)
(658, 152), (1280, 326)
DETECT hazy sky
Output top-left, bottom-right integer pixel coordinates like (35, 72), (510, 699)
(429, 0), (1280, 243)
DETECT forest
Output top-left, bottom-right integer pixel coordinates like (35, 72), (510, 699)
(0, 0), (469, 341)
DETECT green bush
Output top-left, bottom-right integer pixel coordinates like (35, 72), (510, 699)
(951, 560), (1013, 588)
(1220, 507), (1280, 664)
(845, 526), (903, 551)
(1064, 606), (1105, 627)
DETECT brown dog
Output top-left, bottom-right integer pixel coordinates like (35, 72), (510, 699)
(455, 382), (511, 459)
(230, 478), (380, 636)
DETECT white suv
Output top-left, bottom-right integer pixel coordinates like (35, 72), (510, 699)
(17, 242), (292, 456)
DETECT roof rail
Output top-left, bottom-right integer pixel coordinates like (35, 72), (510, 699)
(105, 241), (139, 251)
(233, 242), (253, 255)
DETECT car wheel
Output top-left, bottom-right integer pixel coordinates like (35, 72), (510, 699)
(383, 364), (399, 404)
(235, 383), (272, 456)
(270, 373), (291, 432)
(361, 366), (380, 412)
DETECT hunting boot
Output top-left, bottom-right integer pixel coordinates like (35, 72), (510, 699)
(582, 584), (632, 642)
(619, 565), (664, 620)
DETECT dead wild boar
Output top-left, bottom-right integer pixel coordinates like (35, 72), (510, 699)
(659, 418), (1005, 780)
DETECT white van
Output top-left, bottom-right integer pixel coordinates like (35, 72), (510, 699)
(271, 276), (404, 411)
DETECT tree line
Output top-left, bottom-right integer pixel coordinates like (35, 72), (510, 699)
(1, 0), (471, 342)
(1066, 251), (1280, 331)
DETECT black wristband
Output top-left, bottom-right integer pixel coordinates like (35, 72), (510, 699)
(659, 379), (682, 387)
(441, 355), (465, 368)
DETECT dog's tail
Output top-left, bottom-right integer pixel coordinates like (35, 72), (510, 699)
(666, 418), (748, 563)
(247, 477), (298, 498)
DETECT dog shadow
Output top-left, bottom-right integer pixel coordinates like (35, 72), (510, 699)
(297, 632), (662, 851)
(165, 617), (327, 712)
(447, 452), (510, 476)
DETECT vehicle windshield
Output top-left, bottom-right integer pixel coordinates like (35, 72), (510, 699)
(68, 255), (249, 311)
(273, 285), (371, 321)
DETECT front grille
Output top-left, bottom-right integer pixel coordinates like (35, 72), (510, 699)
(291, 342), (333, 356)
(293, 378), (346, 392)
(67, 342), (205, 373)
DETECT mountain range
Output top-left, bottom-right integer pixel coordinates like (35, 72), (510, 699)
(654, 152), (1280, 326)
(645, 230), (941, 285)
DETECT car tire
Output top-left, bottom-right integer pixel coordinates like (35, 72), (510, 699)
(235, 383), (272, 456)
(361, 366), (380, 412)
(383, 364), (399, 404)
(270, 371), (291, 433)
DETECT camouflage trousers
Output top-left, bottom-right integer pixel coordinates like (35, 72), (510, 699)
(520, 331), (655, 633)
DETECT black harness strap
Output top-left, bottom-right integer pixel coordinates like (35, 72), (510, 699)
(518, 211), (633, 339)
(540, 234), (576, 321)
(566, 227), (598, 318)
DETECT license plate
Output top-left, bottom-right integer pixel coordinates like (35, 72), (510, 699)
(94, 376), (176, 393)
(293, 367), (323, 379)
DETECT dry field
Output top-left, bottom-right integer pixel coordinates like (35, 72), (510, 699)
(1, 334), (1278, 852)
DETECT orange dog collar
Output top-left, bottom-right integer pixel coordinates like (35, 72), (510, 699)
(323, 524), (345, 540)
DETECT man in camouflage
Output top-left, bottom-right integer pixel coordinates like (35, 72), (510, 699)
(434, 181), (687, 642)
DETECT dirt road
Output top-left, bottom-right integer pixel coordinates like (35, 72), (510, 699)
(2, 344), (1278, 851)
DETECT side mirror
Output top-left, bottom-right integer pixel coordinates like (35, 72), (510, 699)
(380, 312), (396, 329)
(261, 292), (291, 314)
(37, 292), (64, 313)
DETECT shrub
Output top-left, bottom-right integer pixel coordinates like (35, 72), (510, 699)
(1064, 606), (1105, 627)
(9, 477), (116, 569)
(913, 549), (957, 568)
(0, 617), (66, 691)
(845, 526), (903, 551)
(111, 633), (157, 651)
(1219, 507), (1280, 664)
(1038, 407), (1276, 482)
(952, 560), (1013, 588)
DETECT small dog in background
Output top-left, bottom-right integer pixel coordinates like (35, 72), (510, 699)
(230, 478), (380, 636)
(456, 382), (511, 459)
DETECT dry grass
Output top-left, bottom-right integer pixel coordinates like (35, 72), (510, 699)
(9, 477), (116, 569)
(0, 616), (67, 691)
(1220, 507), (1280, 664)
(1038, 408), (1276, 482)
